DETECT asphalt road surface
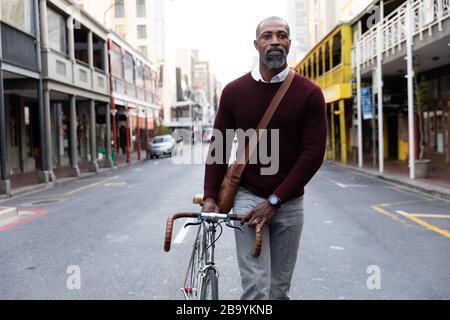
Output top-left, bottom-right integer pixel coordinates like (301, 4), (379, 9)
(0, 143), (449, 299)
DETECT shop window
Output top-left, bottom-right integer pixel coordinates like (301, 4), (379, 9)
(124, 52), (134, 83)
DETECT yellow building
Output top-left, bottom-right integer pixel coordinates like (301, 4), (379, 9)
(294, 24), (353, 165)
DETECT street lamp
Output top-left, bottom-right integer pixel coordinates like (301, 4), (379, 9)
(103, 1), (121, 27)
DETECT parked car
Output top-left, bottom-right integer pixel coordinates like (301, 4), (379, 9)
(149, 135), (176, 159)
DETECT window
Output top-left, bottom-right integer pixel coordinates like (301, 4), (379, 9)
(307, 59), (312, 78)
(115, 0), (125, 17)
(111, 44), (123, 78)
(114, 24), (126, 38)
(74, 23), (88, 64)
(318, 48), (323, 77)
(93, 34), (105, 70)
(135, 61), (144, 87)
(136, 0), (146, 17)
(325, 42), (330, 72)
(124, 52), (134, 83)
(137, 25), (147, 39)
(332, 31), (342, 68)
(47, 7), (67, 54)
(1, 0), (34, 34)
(312, 53), (316, 79)
(137, 46), (148, 58)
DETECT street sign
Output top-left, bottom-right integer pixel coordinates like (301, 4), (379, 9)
(362, 87), (373, 120)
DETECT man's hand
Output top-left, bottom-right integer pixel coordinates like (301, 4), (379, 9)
(242, 200), (277, 233)
(202, 197), (221, 213)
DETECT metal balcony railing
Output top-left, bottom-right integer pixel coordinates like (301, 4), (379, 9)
(352, 0), (450, 70)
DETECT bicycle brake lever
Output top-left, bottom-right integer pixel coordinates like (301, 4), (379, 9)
(185, 221), (202, 228)
(226, 221), (244, 232)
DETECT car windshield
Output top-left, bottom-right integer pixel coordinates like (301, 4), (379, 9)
(153, 137), (171, 143)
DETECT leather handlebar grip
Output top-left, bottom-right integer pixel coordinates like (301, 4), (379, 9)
(192, 194), (204, 206)
(252, 229), (262, 258)
(164, 216), (175, 252)
(164, 212), (195, 252)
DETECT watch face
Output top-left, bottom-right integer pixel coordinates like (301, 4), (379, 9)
(268, 195), (279, 206)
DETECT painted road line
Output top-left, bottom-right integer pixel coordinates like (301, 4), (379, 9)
(372, 205), (405, 223)
(396, 210), (450, 239)
(64, 176), (119, 196)
(408, 214), (450, 219)
(330, 246), (344, 251)
(0, 209), (47, 231)
(173, 218), (196, 244)
(377, 198), (436, 208)
(321, 175), (367, 188)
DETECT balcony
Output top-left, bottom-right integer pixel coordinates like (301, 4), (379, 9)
(353, 0), (450, 72)
(43, 50), (108, 95)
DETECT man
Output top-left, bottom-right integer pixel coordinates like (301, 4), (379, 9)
(202, 16), (327, 300)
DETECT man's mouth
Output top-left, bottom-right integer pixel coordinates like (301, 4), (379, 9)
(267, 50), (284, 56)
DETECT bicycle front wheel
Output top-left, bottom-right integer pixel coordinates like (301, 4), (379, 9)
(200, 268), (219, 300)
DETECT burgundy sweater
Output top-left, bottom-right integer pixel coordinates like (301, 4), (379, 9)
(203, 72), (327, 203)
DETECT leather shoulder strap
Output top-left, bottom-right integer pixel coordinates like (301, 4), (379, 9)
(235, 69), (296, 169)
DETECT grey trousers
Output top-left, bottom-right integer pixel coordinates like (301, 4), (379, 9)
(233, 187), (304, 300)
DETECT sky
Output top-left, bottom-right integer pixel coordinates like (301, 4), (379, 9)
(165, 0), (288, 86)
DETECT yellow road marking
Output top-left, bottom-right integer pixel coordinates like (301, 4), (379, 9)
(371, 205), (405, 223)
(64, 176), (118, 196)
(408, 214), (450, 219)
(377, 198), (436, 207)
(396, 210), (450, 239)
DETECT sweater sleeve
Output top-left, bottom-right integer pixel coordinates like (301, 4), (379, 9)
(273, 87), (327, 203)
(203, 85), (236, 201)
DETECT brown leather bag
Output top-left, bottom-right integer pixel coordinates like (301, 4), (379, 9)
(216, 70), (296, 213)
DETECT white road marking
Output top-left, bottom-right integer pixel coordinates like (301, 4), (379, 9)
(395, 210), (409, 217)
(173, 218), (196, 244)
(330, 246), (345, 251)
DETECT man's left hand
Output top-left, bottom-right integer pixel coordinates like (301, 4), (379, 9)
(242, 200), (277, 233)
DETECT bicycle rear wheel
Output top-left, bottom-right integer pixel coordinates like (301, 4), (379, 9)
(183, 225), (204, 299)
(200, 268), (219, 300)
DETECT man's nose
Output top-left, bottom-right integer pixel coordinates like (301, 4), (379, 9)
(269, 35), (280, 45)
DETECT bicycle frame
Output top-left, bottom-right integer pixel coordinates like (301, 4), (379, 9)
(182, 221), (219, 300)
(164, 211), (262, 300)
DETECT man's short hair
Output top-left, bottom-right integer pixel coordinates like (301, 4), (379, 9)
(256, 16), (290, 38)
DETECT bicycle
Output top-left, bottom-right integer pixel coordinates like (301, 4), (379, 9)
(163, 194), (262, 300)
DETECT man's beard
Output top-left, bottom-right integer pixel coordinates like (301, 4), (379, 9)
(262, 47), (287, 70)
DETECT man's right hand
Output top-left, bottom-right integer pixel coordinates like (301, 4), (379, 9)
(202, 197), (221, 213)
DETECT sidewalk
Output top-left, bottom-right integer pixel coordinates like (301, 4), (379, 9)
(1, 152), (146, 200)
(335, 157), (450, 201)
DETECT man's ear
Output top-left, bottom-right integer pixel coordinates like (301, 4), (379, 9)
(254, 40), (258, 50)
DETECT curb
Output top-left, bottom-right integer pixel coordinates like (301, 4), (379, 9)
(330, 161), (450, 201)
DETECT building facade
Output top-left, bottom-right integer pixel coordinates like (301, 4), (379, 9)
(0, 0), (162, 196)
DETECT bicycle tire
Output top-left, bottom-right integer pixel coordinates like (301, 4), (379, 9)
(200, 268), (219, 300)
(183, 226), (202, 299)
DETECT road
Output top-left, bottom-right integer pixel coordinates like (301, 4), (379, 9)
(0, 143), (449, 299)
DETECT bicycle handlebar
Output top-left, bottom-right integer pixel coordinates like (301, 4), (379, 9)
(164, 211), (262, 258)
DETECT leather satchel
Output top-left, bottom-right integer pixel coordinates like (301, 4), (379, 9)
(216, 69), (296, 213)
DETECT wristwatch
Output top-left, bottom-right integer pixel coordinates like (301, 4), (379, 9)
(267, 194), (282, 209)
